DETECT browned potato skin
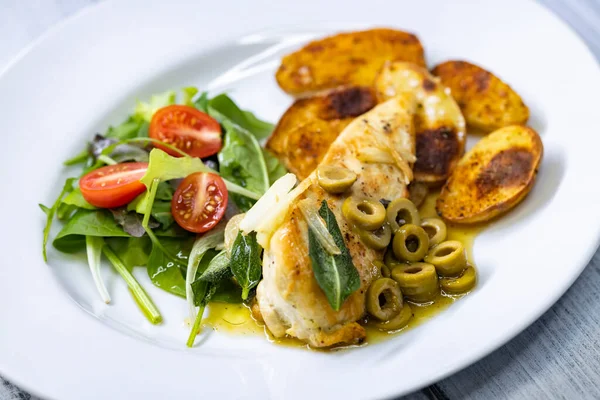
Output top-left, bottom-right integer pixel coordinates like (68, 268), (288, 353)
(437, 125), (542, 223)
(276, 29), (426, 97)
(432, 61), (530, 132)
(266, 87), (377, 180)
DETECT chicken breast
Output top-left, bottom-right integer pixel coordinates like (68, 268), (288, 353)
(256, 96), (417, 347)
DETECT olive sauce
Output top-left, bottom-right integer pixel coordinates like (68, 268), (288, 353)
(202, 191), (485, 349)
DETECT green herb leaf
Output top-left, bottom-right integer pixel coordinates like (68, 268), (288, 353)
(63, 149), (89, 166)
(218, 121), (269, 211)
(229, 231), (262, 300)
(199, 249), (232, 283)
(105, 119), (144, 140)
(210, 279), (243, 303)
(146, 237), (193, 298)
(53, 209), (129, 253)
(208, 94), (274, 139)
(182, 87), (199, 106)
(308, 201), (361, 311)
(41, 177), (76, 260)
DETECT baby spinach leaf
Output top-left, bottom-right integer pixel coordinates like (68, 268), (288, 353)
(308, 201), (361, 311)
(146, 237), (194, 298)
(41, 178), (76, 261)
(208, 94), (274, 139)
(218, 121), (269, 211)
(194, 91), (209, 113)
(53, 209), (129, 253)
(199, 249), (232, 283)
(106, 236), (152, 271)
(263, 149), (287, 184)
(229, 231), (262, 300)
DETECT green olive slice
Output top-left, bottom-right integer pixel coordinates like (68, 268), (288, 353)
(373, 260), (391, 278)
(372, 303), (413, 331)
(392, 224), (429, 262)
(343, 197), (386, 230)
(391, 262), (439, 303)
(421, 218), (447, 248)
(440, 265), (477, 294)
(386, 197), (421, 232)
(317, 165), (357, 194)
(424, 240), (467, 277)
(366, 278), (403, 321)
(360, 223), (392, 250)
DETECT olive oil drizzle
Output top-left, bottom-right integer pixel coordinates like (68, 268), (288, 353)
(202, 191), (485, 348)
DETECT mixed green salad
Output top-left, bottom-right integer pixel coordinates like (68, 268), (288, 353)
(41, 87), (288, 346)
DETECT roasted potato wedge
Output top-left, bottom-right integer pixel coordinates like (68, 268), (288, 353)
(436, 125), (542, 223)
(432, 61), (530, 132)
(276, 28), (426, 97)
(266, 87), (377, 179)
(375, 61), (466, 185)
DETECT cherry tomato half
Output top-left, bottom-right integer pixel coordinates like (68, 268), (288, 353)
(80, 162), (148, 208)
(171, 172), (228, 233)
(149, 105), (222, 158)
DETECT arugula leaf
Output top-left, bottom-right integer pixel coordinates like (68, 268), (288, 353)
(198, 249), (232, 283)
(208, 94), (274, 139)
(64, 149), (89, 166)
(146, 237), (193, 298)
(62, 188), (96, 210)
(53, 209), (129, 253)
(149, 201), (173, 229)
(229, 231), (262, 300)
(41, 178), (76, 261)
(263, 149), (287, 184)
(105, 236), (152, 271)
(218, 121), (269, 211)
(308, 201), (361, 311)
(133, 90), (176, 122)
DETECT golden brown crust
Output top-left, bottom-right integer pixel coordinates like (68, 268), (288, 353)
(266, 87), (377, 180)
(276, 28), (426, 97)
(431, 60), (530, 132)
(374, 62), (466, 184)
(436, 125), (543, 223)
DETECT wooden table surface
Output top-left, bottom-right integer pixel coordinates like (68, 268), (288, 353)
(1, 1), (599, 399)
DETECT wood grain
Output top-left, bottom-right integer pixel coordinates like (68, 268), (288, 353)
(0, 1), (599, 399)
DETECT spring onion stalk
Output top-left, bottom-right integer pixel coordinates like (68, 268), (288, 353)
(297, 199), (340, 255)
(186, 226), (225, 321)
(97, 154), (117, 165)
(85, 236), (111, 303)
(102, 245), (162, 324)
(186, 304), (206, 348)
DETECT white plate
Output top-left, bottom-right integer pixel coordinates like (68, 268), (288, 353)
(1, 0), (599, 399)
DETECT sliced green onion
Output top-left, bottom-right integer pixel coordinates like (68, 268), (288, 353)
(103, 245), (162, 324)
